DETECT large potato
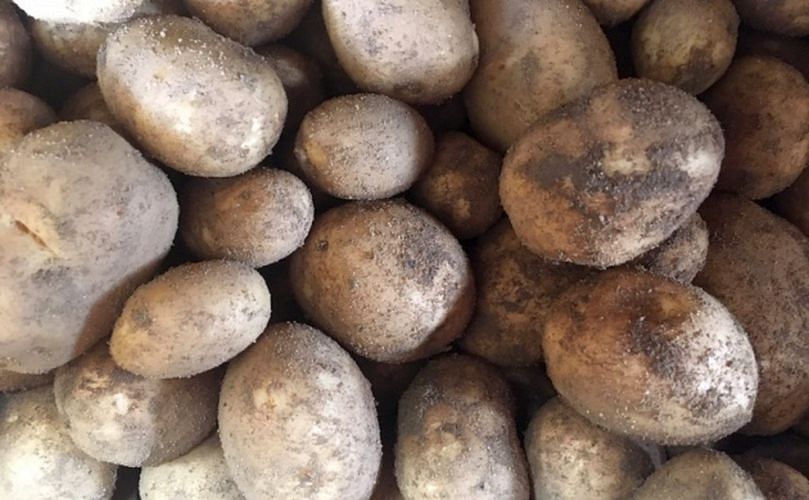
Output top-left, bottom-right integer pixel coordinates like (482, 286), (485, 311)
(543, 268), (758, 445)
(630, 213), (709, 283)
(185, 0), (312, 46)
(773, 169), (809, 237)
(736, 456), (809, 500)
(0, 121), (178, 373)
(219, 322), (381, 500)
(694, 194), (809, 435)
(0, 88), (56, 155)
(0, 0), (32, 87)
(582, 0), (651, 25)
(98, 15), (287, 177)
(733, 0), (809, 37)
(465, 0), (617, 151)
(500, 79), (723, 268)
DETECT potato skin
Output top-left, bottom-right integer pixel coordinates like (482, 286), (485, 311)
(0, 88), (56, 155)
(773, 169), (809, 237)
(0, 369), (53, 393)
(290, 200), (474, 363)
(219, 322), (381, 500)
(0, 0), (32, 87)
(185, 0), (311, 46)
(582, 0), (650, 25)
(631, 213), (709, 283)
(702, 56), (809, 199)
(0, 387), (118, 500)
(694, 194), (809, 435)
(736, 456), (809, 500)
(465, 0), (617, 151)
(98, 15), (287, 177)
(525, 397), (654, 500)
(396, 355), (531, 500)
(733, 0), (809, 37)
(543, 268), (758, 445)
(500, 79), (723, 268)
(179, 168), (314, 267)
(60, 83), (122, 134)
(0, 121), (178, 373)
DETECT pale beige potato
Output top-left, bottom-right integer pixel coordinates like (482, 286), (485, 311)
(185, 0), (312, 46)
(60, 83), (123, 134)
(0, 387), (118, 500)
(465, 0), (617, 151)
(736, 456), (809, 500)
(630, 213), (709, 283)
(0, 88), (56, 155)
(0, 0), (32, 87)
(501, 79), (723, 268)
(773, 169), (809, 237)
(582, 0), (651, 25)
(0, 369), (52, 392)
(289, 200), (474, 363)
(98, 15), (287, 177)
(733, 0), (809, 37)
(219, 322), (381, 500)
(0, 121), (178, 373)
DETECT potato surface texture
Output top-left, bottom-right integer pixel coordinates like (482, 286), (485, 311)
(185, 0), (312, 46)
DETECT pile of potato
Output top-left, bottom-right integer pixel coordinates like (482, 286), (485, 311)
(1, 0), (809, 499)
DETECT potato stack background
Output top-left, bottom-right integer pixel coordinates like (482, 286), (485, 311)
(1, 0), (808, 499)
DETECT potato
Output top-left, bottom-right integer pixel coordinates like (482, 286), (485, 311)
(179, 168), (314, 267)
(110, 260), (272, 378)
(0, 369), (52, 392)
(630, 213), (709, 283)
(98, 15), (287, 177)
(694, 194), (809, 435)
(634, 449), (764, 500)
(409, 132), (502, 240)
(632, 0), (739, 94)
(736, 456), (809, 500)
(0, 88), (56, 155)
(459, 219), (591, 367)
(733, 0), (809, 37)
(322, 0), (478, 105)
(14, 0), (166, 24)
(0, 387), (118, 500)
(773, 169), (809, 237)
(219, 322), (381, 500)
(53, 343), (220, 467)
(465, 0), (617, 151)
(525, 397), (654, 500)
(543, 268), (758, 445)
(0, 121), (178, 373)
(0, 0), (32, 87)
(139, 435), (243, 500)
(500, 79), (723, 268)
(582, 0), (651, 25)
(702, 56), (809, 199)
(736, 28), (809, 79)
(60, 83), (122, 134)
(396, 355), (530, 499)
(294, 93), (433, 200)
(290, 200), (474, 363)
(185, 0), (312, 46)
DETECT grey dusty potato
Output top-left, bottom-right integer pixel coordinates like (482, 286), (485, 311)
(0, 0), (32, 87)
(630, 213), (709, 283)
(0, 88), (56, 155)
(735, 456), (809, 500)
(733, 0), (809, 37)
(185, 0), (312, 46)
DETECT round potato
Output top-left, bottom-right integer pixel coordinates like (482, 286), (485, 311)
(525, 397), (654, 500)
(294, 93), (433, 200)
(98, 15), (287, 177)
(290, 200), (474, 363)
(630, 213), (709, 283)
(0, 387), (118, 500)
(543, 268), (758, 445)
(0, 88), (56, 155)
(582, 0), (651, 25)
(219, 322), (381, 500)
(465, 0), (617, 151)
(322, 0), (478, 104)
(773, 169), (809, 237)
(396, 355), (530, 500)
(702, 56), (809, 199)
(733, 0), (809, 37)
(694, 194), (809, 435)
(0, 121), (178, 373)
(0, 0), (32, 87)
(409, 132), (502, 240)
(736, 456), (809, 500)
(179, 168), (314, 267)
(60, 83), (122, 134)
(54, 343), (220, 467)
(500, 79), (723, 268)
(632, 0), (739, 94)
(185, 0), (312, 46)
(0, 369), (53, 392)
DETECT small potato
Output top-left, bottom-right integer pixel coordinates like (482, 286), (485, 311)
(634, 449), (764, 500)
(322, 0), (478, 104)
(409, 132), (502, 240)
(630, 213), (709, 283)
(15, 0), (166, 24)
(500, 79), (723, 267)
(525, 397), (654, 500)
(139, 435), (243, 500)
(54, 343), (220, 467)
(632, 0), (739, 94)
(0, 0), (32, 87)
(582, 0), (651, 25)
(396, 355), (530, 500)
(219, 322), (381, 500)
(185, 0), (312, 46)
(694, 194), (809, 435)
(465, 0), (617, 151)
(60, 82), (122, 134)
(0, 88), (56, 155)
(733, 0), (809, 37)
(290, 200), (474, 363)
(702, 56), (809, 199)
(110, 261), (272, 379)
(0, 387), (118, 500)
(543, 268), (758, 445)
(294, 94), (433, 200)
(736, 456), (809, 500)
(773, 169), (809, 237)
(0, 368), (53, 392)
(179, 168), (314, 267)
(98, 15), (287, 177)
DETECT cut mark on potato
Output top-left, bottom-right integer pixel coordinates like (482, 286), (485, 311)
(13, 219), (57, 256)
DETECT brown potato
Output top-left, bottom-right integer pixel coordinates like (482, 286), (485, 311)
(582, 0), (651, 25)
(736, 456), (809, 500)
(185, 0), (311, 46)
(290, 200), (474, 363)
(702, 56), (809, 199)
(694, 194), (809, 435)
(543, 268), (758, 445)
(409, 132), (502, 240)
(733, 0), (809, 37)
(0, 369), (53, 392)
(0, 0), (32, 87)
(630, 213), (709, 283)
(773, 169), (809, 237)
(465, 0), (617, 151)
(500, 79), (723, 268)
(294, 93), (433, 200)
(60, 83), (123, 134)
(0, 88), (56, 155)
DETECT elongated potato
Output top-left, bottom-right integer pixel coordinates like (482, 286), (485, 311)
(0, 88), (56, 155)
(582, 0), (651, 25)
(185, 0), (312, 46)
(773, 169), (809, 237)
(0, 369), (52, 393)
(60, 83), (122, 134)
(736, 456), (809, 500)
(0, 0), (32, 87)
(630, 213), (709, 283)
(733, 0), (809, 37)
(219, 322), (381, 500)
